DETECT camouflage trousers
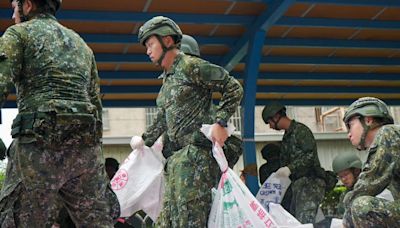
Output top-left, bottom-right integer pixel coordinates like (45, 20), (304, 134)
(157, 144), (219, 228)
(0, 133), (116, 227)
(290, 176), (325, 224)
(343, 196), (400, 228)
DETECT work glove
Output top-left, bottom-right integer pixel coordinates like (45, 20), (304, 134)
(130, 136), (144, 150)
(0, 138), (6, 160)
(275, 166), (291, 177)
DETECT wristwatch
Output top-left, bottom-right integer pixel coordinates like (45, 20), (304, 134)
(216, 119), (228, 128)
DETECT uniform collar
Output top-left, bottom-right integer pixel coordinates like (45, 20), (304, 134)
(162, 52), (184, 78)
(31, 13), (57, 21)
(286, 119), (297, 134)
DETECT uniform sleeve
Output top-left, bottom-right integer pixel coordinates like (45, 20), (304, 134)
(88, 55), (103, 137)
(0, 27), (24, 108)
(142, 106), (167, 147)
(89, 55), (102, 121)
(287, 124), (318, 173)
(197, 62), (243, 122)
(343, 127), (397, 208)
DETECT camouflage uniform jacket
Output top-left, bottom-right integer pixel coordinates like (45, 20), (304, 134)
(343, 124), (400, 208)
(142, 52), (243, 148)
(281, 120), (323, 180)
(0, 13), (102, 121)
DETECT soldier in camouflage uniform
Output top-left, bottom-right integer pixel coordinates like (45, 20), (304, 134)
(262, 102), (326, 223)
(0, 0), (118, 227)
(131, 16), (243, 227)
(160, 34), (243, 168)
(332, 153), (362, 218)
(342, 97), (400, 228)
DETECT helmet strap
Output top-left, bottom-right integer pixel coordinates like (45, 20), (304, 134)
(272, 113), (283, 130)
(17, 0), (28, 22)
(358, 117), (370, 150)
(155, 35), (176, 66)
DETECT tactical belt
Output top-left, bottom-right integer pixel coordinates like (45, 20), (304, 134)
(11, 112), (96, 138)
(11, 112), (48, 138)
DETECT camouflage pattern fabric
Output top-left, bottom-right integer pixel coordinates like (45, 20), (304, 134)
(343, 125), (400, 228)
(157, 145), (220, 227)
(0, 13), (116, 227)
(142, 53), (243, 227)
(290, 177), (325, 223)
(336, 189), (350, 219)
(281, 120), (326, 224)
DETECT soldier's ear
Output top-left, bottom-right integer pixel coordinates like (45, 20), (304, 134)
(24, 0), (34, 14)
(364, 116), (374, 125)
(163, 36), (175, 48)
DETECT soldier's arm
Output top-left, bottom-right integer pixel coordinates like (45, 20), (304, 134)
(142, 106), (167, 147)
(0, 49), (12, 108)
(0, 27), (24, 108)
(89, 55), (102, 121)
(197, 62), (243, 123)
(343, 127), (396, 207)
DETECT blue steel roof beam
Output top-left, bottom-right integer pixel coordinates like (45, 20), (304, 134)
(258, 56), (400, 65)
(254, 72), (400, 80)
(101, 100), (157, 107)
(99, 71), (160, 79)
(296, 0), (400, 7)
(220, 0), (296, 71)
(80, 34), (235, 46)
(2, 31), (399, 49)
(95, 53), (221, 64)
(99, 71), (400, 81)
(254, 99), (400, 106)
(94, 54), (400, 66)
(0, 9), (254, 25)
(80, 34), (400, 50)
(277, 17), (400, 30)
(264, 38), (400, 49)
(256, 86), (399, 93)
(101, 85), (161, 93)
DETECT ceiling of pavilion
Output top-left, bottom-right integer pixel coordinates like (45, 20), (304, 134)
(1, 0), (400, 107)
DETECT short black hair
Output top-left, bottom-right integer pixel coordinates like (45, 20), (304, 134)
(105, 158), (119, 171)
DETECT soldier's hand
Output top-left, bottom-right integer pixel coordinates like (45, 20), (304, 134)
(130, 136), (144, 150)
(211, 123), (228, 146)
(276, 166), (291, 177)
(0, 138), (6, 160)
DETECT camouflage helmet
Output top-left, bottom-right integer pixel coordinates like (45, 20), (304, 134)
(332, 153), (362, 174)
(343, 97), (394, 126)
(180, 34), (200, 57)
(138, 16), (183, 46)
(262, 101), (286, 123)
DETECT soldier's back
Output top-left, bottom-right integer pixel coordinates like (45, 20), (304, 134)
(7, 13), (96, 113)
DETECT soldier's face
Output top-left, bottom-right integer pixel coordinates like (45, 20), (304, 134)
(267, 114), (280, 130)
(11, 0), (32, 24)
(338, 169), (357, 188)
(346, 116), (363, 147)
(145, 35), (163, 65)
(11, 0), (21, 24)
